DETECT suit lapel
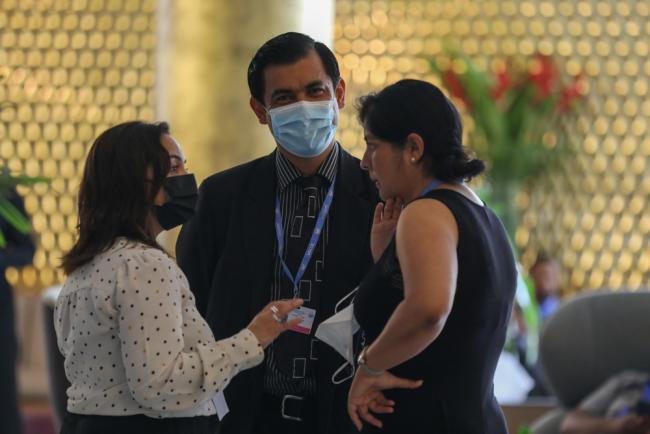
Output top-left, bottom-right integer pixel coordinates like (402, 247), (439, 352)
(239, 149), (373, 318)
(241, 152), (277, 314)
(322, 149), (373, 315)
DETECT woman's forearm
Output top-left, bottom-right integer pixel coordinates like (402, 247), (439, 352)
(362, 298), (446, 372)
(362, 199), (456, 373)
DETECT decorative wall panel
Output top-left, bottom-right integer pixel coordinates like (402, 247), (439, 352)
(1, 0), (157, 292)
(334, 0), (649, 293)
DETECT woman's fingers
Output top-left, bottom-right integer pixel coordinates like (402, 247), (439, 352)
(273, 298), (303, 316)
(370, 371), (424, 391)
(348, 403), (363, 431)
(348, 390), (394, 430)
(373, 393), (394, 408)
(273, 299), (304, 330)
(284, 316), (303, 330)
(265, 298), (303, 324)
(368, 399), (394, 414)
(359, 404), (383, 428)
(387, 376), (423, 390)
(373, 202), (384, 225)
(383, 198), (394, 220)
(249, 299), (305, 345)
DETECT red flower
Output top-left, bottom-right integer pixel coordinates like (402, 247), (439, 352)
(491, 68), (511, 100)
(528, 54), (558, 98)
(442, 69), (471, 108)
(558, 73), (584, 112)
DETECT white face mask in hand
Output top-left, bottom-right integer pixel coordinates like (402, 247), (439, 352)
(315, 288), (360, 384)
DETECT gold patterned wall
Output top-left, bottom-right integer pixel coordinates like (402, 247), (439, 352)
(2, 0), (648, 294)
(0, 0), (157, 292)
(334, 0), (650, 294)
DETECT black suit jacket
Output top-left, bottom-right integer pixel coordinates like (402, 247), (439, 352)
(177, 148), (378, 434)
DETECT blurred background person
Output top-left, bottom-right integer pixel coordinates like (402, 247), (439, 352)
(0, 186), (36, 434)
(530, 254), (562, 322)
(526, 254), (563, 398)
(561, 371), (650, 434)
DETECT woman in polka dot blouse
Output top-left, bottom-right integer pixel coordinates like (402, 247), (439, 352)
(54, 121), (302, 434)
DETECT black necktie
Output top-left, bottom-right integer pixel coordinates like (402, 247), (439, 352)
(272, 175), (325, 387)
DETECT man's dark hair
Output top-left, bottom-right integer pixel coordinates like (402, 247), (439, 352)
(247, 32), (341, 102)
(61, 121), (171, 274)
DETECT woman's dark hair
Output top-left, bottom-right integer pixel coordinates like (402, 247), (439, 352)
(247, 32), (341, 102)
(357, 79), (485, 182)
(61, 121), (171, 274)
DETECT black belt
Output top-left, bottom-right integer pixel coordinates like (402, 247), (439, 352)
(261, 393), (317, 423)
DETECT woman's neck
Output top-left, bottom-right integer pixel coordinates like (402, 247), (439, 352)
(146, 213), (163, 239)
(404, 175), (438, 203)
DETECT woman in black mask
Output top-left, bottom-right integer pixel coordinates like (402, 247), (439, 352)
(55, 121), (302, 434)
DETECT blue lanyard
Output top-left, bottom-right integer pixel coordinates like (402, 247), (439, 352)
(275, 175), (336, 297)
(420, 179), (443, 197)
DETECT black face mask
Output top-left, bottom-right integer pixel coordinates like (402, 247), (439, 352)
(155, 174), (198, 230)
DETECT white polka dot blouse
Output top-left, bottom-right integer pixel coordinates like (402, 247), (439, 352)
(54, 238), (264, 418)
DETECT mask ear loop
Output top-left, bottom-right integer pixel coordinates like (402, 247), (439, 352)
(335, 287), (358, 313)
(329, 287), (361, 384)
(331, 361), (355, 385)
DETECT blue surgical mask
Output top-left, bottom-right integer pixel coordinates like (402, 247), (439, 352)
(268, 100), (338, 158)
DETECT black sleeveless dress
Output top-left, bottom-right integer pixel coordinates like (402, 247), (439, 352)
(354, 189), (517, 434)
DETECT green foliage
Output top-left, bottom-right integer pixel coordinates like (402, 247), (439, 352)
(1, 95), (49, 247)
(517, 426), (533, 434)
(0, 169), (48, 247)
(430, 50), (583, 238)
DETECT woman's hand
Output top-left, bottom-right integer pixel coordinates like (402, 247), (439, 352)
(247, 298), (304, 348)
(347, 368), (423, 431)
(370, 197), (404, 262)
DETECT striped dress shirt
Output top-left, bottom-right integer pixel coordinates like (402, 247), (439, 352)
(263, 143), (339, 397)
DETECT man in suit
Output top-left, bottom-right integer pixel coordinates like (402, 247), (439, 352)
(177, 32), (379, 434)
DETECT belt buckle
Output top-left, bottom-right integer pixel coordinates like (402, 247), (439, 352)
(281, 394), (304, 421)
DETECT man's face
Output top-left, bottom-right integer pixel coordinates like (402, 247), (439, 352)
(531, 261), (560, 300)
(250, 49), (345, 125)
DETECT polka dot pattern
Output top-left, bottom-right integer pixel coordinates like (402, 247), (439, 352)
(54, 238), (264, 418)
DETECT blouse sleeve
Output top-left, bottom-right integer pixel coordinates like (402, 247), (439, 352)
(114, 248), (263, 412)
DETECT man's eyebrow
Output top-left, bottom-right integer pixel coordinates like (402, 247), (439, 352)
(270, 88), (294, 99)
(169, 155), (184, 162)
(270, 81), (328, 99)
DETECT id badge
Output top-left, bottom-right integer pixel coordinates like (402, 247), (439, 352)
(287, 306), (316, 334)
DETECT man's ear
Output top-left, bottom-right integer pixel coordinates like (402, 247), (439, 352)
(335, 77), (346, 110)
(250, 97), (269, 125)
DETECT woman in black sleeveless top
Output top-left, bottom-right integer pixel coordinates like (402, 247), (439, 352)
(348, 80), (517, 433)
